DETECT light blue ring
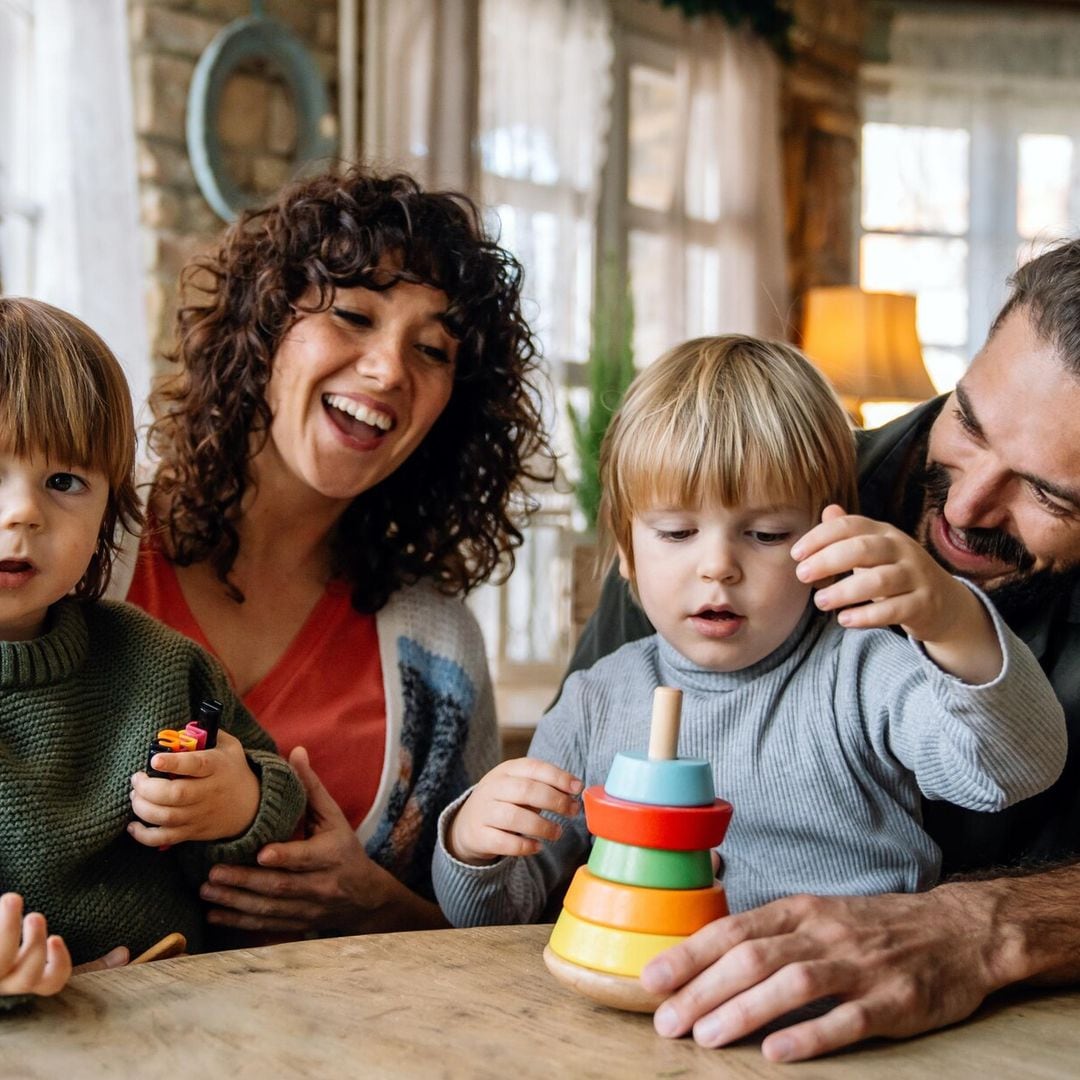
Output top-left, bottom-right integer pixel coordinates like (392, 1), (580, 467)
(604, 751), (715, 807)
(187, 13), (336, 222)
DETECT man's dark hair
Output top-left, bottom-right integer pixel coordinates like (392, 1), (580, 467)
(993, 237), (1080, 375)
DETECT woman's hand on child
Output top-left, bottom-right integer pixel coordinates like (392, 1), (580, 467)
(447, 758), (583, 866)
(0, 893), (72, 997)
(127, 730), (261, 846)
(792, 505), (1001, 682)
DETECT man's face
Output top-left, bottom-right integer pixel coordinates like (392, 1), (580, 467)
(919, 306), (1080, 597)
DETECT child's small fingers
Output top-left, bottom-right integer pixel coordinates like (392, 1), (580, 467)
(496, 778), (580, 818)
(478, 828), (543, 858)
(0, 894), (25, 970)
(146, 751), (214, 779)
(1, 914), (48, 995)
(130, 774), (200, 806)
(36, 936), (72, 996)
(126, 819), (186, 848)
(498, 758), (583, 795)
(491, 803), (564, 843)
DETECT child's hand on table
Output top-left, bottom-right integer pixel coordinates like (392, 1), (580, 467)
(447, 758), (583, 866)
(0, 893), (71, 997)
(128, 730), (261, 846)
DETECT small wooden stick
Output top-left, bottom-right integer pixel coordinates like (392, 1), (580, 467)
(131, 932), (187, 965)
(647, 687), (682, 761)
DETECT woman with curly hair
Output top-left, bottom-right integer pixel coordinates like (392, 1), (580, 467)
(106, 165), (553, 940)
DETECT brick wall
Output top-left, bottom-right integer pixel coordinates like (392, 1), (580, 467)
(128, 0), (343, 368)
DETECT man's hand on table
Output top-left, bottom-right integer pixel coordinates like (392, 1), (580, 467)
(640, 881), (1023, 1062)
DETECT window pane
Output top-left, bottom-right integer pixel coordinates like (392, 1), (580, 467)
(922, 346), (967, 394)
(685, 243), (720, 338)
(628, 64), (678, 212)
(861, 123), (969, 235)
(1017, 133), (1073, 240)
(860, 234), (968, 347)
(629, 229), (672, 367)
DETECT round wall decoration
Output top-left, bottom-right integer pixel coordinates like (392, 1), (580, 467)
(187, 8), (336, 221)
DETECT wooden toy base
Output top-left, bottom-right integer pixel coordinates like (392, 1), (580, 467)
(543, 945), (666, 1014)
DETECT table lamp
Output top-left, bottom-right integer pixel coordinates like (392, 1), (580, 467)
(800, 286), (937, 426)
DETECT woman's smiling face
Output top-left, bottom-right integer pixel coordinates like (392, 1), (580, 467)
(260, 277), (459, 507)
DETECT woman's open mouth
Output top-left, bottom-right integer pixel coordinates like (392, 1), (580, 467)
(323, 394), (396, 444)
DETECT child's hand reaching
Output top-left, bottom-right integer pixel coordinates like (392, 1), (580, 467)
(792, 504), (1003, 684)
(0, 893), (72, 998)
(447, 758), (583, 866)
(127, 730), (261, 847)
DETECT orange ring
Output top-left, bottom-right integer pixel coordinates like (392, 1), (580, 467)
(584, 787), (733, 850)
(564, 866), (727, 935)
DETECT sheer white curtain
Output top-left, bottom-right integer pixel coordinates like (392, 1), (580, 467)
(6, 0), (151, 413)
(362, 0), (479, 192)
(477, 0), (613, 375)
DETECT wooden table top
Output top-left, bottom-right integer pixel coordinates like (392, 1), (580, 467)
(4, 923), (1079, 1079)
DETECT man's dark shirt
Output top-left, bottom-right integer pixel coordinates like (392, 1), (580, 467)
(565, 398), (1080, 875)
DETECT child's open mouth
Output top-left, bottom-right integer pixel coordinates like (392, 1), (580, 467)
(690, 607), (745, 638)
(0, 559), (37, 587)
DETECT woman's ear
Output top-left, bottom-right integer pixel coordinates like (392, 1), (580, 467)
(616, 544), (632, 582)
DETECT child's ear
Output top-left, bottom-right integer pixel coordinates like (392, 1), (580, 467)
(616, 545), (632, 581)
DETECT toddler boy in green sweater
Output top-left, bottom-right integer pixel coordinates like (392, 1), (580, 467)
(0, 298), (305, 1007)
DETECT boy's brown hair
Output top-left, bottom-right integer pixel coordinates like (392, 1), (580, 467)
(599, 334), (857, 580)
(0, 297), (142, 598)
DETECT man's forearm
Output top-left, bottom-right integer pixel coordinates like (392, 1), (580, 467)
(940, 861), (1080, 989)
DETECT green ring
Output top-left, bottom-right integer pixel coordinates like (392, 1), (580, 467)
(187, 14), (336, 222)
(588, 838), (715, 889)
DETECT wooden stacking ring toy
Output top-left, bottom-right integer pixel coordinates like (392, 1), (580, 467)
(587, 837), (715, 889)
(603, 751), (715, 806)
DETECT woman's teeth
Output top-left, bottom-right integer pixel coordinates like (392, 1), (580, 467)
(323, 394), (393, 432)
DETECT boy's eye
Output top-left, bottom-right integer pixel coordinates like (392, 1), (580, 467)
(749, 530), (791, 544)
(332, 307), (371, 328)
(45, 472), (87, 493)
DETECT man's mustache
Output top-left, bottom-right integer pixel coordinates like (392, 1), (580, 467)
(921, 462), (1036, 573)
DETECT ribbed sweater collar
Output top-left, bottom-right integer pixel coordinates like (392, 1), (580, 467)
(0, 599), (88, 689)
(656, 601), (823, 692)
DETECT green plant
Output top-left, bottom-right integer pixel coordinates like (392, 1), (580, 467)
(654, 0), (794, 59)
(568, 268), (636, 531)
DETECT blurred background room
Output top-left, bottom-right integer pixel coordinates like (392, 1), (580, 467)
(3, 0), (1079, 749)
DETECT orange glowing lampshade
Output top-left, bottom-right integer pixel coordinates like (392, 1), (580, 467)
(801, 286), (937, 423)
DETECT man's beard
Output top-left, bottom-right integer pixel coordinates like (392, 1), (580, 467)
(917, 460), (1078, 623)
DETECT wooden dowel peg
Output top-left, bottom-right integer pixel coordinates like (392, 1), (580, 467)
(647, 687), (682, 761)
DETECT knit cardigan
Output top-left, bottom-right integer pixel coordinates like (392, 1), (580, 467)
(0, 598), (306, 1007)
(107, 526), (500, 905)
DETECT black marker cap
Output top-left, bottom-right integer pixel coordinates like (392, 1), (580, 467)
(146, 739), (175, 780)
(198, 698), (223, 749)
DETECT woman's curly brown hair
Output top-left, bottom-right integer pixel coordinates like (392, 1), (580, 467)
(148, 166), (554, 613)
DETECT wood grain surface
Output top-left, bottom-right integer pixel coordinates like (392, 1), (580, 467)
(3, 923), (1079, 1079)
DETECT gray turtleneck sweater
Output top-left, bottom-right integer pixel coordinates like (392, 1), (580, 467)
(432, 592), (1066, 926)
(1, 599), (305, 1007)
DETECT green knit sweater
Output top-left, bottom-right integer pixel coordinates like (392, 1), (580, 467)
(0, 598), (306, 1006)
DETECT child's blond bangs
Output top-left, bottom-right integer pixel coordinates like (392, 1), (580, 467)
(600, 335), (858, 579)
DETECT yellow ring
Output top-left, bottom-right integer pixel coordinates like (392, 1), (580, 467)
(548, 908), (685, 977)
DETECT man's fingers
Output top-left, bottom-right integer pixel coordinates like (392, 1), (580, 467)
(204, 906), (309, 934)
(204, 866), (324, 903)
(760, 998), (877, 1063)
(253, 830), (348, 872)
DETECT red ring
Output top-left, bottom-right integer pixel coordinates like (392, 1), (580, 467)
(584, 787), (733, 850)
